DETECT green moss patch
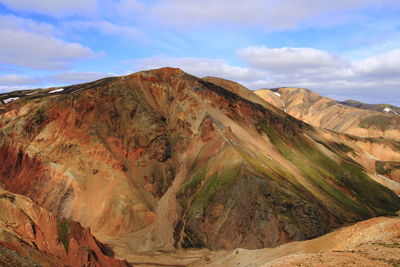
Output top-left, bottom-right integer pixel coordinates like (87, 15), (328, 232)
(257, 119), (400, 218)
(376, 161), (400, 176)
(359, 115), (400, 131)
(56, 218), (71, 253)
(186, 164), (241, 217)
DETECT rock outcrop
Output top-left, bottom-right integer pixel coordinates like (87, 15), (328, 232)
(0, 187), (127, 267)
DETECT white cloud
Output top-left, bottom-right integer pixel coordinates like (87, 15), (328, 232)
(127, 46), (400, 105)
(0, 14), (55, 36)
(0, 28), (100, 70)
(47, 71), (112, 84)
(237, 46), (345, 71)
(0, 15), (102, 71)
(235, 46), (400, 105)
(0, 0), (97, 17)
(64, 20), (142, 39)
(131, 56), (265, 82)
(0, 74), (41, 86)
(353, 49), (400, 77)
(117, 0), (146, 18)
(0, 85), (32, 93)
(0, 71), (113, 93)
(115, 0), (397, 30)
(2, 46), (400, 105)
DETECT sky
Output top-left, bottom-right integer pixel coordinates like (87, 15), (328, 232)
(0, 0), (400, 105)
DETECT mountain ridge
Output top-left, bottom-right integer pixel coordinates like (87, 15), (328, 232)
(255, 87), (400, 140)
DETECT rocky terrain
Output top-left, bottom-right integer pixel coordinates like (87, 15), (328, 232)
(0, 68), (399, 266)
(0, 187), (128, 267)
(208, 78), (400, 193)
(340, 99), (400, 115)
(191, 213), (400, 267)
(255, 87), (400, 140)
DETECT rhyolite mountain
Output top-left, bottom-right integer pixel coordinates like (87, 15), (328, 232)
(0, 68), (400, 266)
(206, 77), (400, 192)
(255, 87), (400, 140)
(340, 99), (400, 115)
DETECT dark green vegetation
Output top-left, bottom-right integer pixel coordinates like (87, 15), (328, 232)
(359, 114), (400, 131)
(257, 118), (400, 218)
(177, 164), (242, 248)
(56, 218), (71, 253)
(340, 100), (400, 114)
(373, 242), (400, 249)
(376, 161), (400, 176)
(0, 193), (16, 203)
(329, 142), (356, 154)
(180, 164), (241, 218)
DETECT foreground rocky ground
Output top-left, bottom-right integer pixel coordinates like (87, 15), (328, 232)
(72, 213), (399, 266)
(2, 213), (399, 266)
(190, 213), (400, 267)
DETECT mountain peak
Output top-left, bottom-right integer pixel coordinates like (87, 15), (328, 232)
(129, 67), (186, 79)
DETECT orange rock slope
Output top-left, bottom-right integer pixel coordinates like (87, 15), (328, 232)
(255, 87), (400, 140)
(0, 187), (127, 267)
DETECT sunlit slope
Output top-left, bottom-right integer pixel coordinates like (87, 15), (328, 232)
(255, 87), (400, 140)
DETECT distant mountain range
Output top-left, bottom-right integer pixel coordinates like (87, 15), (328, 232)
(340, 99), (400, 115)
(254, 87), (400, 140)
(0, 68), (399, 266)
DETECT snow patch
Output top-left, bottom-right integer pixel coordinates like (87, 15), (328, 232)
(272, 91), (287, 112)
(273, 92), (281, 97)
(280, 99), (287, 112)
(26, 91), (37, 95)
(367, 153), (381, 161)
(3, 97), (20, 103)
(383, 107), (399, 115)
(49, 88), (64, 93)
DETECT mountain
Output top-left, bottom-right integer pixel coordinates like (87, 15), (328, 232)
(340, 99), (400, 115)
(0, 68), (399, 266)
(208, 78), (400, 193)
(255, 87), (400, 140)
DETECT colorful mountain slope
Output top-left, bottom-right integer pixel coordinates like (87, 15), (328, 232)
(255, 87), (400, 140)
(0, 68), (399, 266)
(340, 99), (400, 115)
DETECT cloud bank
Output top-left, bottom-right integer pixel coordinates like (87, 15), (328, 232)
(132, 46), (400, 105)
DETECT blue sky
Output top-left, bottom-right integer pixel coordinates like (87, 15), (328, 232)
(1, 0), (400, 105)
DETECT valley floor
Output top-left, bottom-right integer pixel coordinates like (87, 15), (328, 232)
(114, 213), (400, 267)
